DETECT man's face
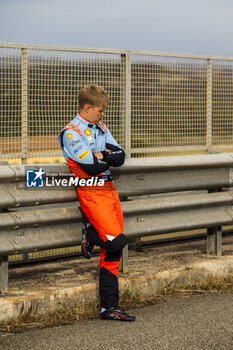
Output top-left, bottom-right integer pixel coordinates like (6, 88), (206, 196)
(87, 104), (105, 123)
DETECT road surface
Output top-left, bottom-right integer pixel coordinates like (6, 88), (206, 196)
(1, 292), (232, 350)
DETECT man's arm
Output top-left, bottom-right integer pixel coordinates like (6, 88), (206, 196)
(98, 125), (125, 167)
(101, 144), (125, 167)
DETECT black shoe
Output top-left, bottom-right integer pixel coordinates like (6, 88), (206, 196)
(100, 307), (136, 322)
(81, 224), (94, 259)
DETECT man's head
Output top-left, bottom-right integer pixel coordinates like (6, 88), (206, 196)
(78, 85), (110, 123)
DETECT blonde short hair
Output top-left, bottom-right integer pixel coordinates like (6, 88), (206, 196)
(78, 85), (110, 110)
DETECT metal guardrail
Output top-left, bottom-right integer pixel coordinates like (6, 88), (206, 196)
(0, 191), (232, 256)
(1, 152), (233, 207)
(1, 153), (233, 293)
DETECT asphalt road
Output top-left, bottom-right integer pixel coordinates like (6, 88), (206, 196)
(1, 292), (232, 350)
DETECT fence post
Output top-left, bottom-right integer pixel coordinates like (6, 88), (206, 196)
(0, 256), (8, 294)
(206, 58), (213, 152)
(21, 48), (28, 164)
(121, 51), (131, 159)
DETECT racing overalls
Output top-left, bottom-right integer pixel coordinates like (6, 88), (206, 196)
(58, 113), (127, 309)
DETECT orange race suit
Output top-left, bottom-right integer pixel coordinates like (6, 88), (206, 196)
(58, 113), (127, 309)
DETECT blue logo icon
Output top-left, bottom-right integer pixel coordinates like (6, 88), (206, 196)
(26, 169), (45, 188)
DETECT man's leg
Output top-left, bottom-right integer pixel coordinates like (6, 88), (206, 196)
(82, 224), (135, 320)
(78, 188), (135, 321)
(98, 243), (135, 321)
(99, 248), (120, 309)
(82, 222), (126, 308)
(82, 223), (127, 253)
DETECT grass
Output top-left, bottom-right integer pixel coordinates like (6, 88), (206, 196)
(164, 275), (233, 296)
(0, 275), (232, 333)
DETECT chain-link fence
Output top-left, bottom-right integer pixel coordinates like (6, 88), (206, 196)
(1, 43), (233, 164)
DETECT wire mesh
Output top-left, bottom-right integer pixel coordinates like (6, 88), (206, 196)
(0, 48), (21, 162)
(212, 60), (233, 150)
(26, 49), (124, 163)
(131, 55), (207, 157)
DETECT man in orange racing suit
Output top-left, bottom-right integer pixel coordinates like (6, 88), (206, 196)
(58, 85), (135, 322)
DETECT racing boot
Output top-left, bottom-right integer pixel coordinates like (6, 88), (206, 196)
(100, 307), (136, 322)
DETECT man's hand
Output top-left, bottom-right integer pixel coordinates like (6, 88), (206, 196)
(94, 149), (111, 160)
(94, 152), (103, 160)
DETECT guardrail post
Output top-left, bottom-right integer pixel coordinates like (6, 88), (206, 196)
(121, 51), (131, 159)
(207, 189), (222, 256)
(206, 59), (213, 152)
(119, 245), (128, 273)
(207, 227), (222, 256)
(21, 48), (28, 164)
(0, 256), (9, 294)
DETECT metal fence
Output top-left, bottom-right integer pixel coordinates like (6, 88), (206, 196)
(1, 43), (233, 164)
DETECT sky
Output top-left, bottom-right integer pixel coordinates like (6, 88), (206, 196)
(1, 0), (233, 56)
